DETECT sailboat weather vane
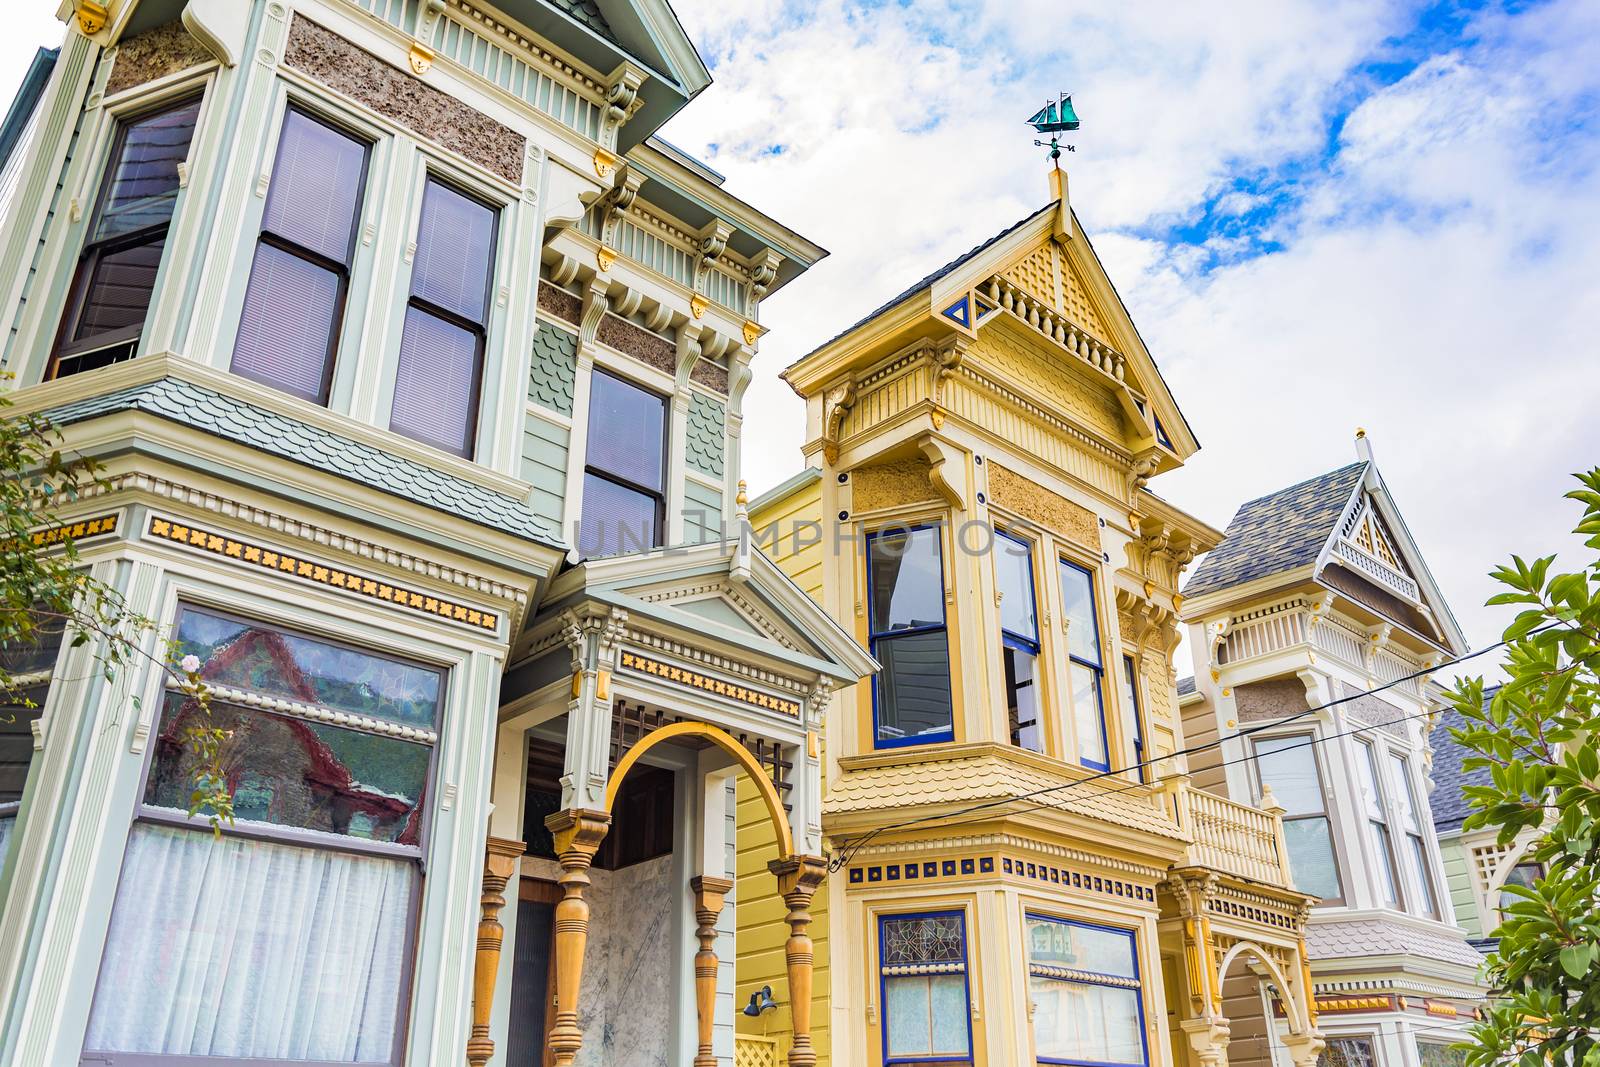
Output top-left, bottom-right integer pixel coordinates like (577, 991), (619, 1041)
(1027, 93), (1080, 160)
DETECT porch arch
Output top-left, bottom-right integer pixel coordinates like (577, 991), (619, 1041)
(1217, 939), (1316, 1038)
(603, 719), (795, 861)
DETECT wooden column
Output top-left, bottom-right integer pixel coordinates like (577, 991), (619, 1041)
(467, 836), (527, 1067)
(690, 875), (734, 1067)
(768, 855), (828, 1067)
(545, 809), (611, 1067)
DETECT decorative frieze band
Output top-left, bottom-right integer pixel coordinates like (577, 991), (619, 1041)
(148, 516), (500, 632)
(618, 650), (800, 717)
(846, 850), (1157, 905)
(26, 512), (120, 549)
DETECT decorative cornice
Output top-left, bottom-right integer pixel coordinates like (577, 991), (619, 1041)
(624, 629), (810, 695)
(618, 650), (800, 717)
(838, 830), (1168, 880)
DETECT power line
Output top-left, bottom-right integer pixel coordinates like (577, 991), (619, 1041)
(828, 624), (1549, 870)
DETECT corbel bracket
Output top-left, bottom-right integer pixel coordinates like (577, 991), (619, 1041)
(820, 378), (857, 467)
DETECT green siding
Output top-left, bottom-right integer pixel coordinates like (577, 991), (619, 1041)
(683, 479), (722, 544)
(522, 415), (569, 531)
(1441, 838), (1482, 939)
(529, 322), (577, 416)
(686, 391), (725, 478)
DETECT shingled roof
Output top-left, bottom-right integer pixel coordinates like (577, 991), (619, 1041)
(1184, 462), (1366, 597)
(43, 378), (566, 549)
(1429, 687), (1497, 833)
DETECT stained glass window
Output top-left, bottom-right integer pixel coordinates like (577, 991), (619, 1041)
(879, 912), (970, 1061)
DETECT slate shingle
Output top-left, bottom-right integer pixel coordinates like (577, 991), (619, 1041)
(42, 378), (566, 549)
(1428, 687), (1498, 833)
(1184, 462), (1366, 597)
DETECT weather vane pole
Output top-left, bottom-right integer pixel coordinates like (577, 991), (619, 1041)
(1027, 93), (1080, 160)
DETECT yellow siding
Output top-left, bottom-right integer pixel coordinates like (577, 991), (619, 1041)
(741, 474), (829, 1063)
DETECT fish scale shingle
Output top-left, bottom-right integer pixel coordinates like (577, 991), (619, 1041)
(42, 378), (565, 549)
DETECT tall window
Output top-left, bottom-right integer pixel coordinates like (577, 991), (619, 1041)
(1058, 559), (1108, 770)
(868, 527), (953, 748)
(1387, 751), (1438, 918)
(1026, 917), (1146, 1067)
(1253, 735), (1344, 903)
(1356, 740), (1403, 908)
(50, 96), (201, 378)
(83, 605), (443, 1065)
(878, 912), (971, 1063)
(389, 177), (497, 457)
(578, 368), (667, 558)
(0, 613), (66, 875)
(232, 108), (369, 403)
(996, 531), (1041, 751)
(1120, 655), (1145, 782)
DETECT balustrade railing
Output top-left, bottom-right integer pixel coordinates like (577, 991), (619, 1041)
(1331, 537), (1420, 602)
(1172, 781), (1293, 888)
(983, 276), (1128, 383)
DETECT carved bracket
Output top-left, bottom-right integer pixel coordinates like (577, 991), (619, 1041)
(916, 433), (965, 509)
(820, 378), (857, 466)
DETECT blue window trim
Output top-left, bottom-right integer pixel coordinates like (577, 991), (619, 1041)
(1059, 558), (1110, 772)
(995, 528), (1040, 651)
(878, 909), (974, 1066)
(1121, 655), (1145, 782)
(866, 525), (954, 749)
(1024, 915), (1149, 1067)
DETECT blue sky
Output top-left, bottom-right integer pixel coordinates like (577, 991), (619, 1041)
(0, 1), (1596, 672)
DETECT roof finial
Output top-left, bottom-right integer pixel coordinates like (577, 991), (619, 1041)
(1355, 427), (1374, 463)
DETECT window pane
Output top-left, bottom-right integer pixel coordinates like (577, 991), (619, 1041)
(1253, 736), (1326, 815)
(1025, 917), (1137, 979)
(173, 607), (442, 729)
(1030, 977), (1143, 1066)
(410, 179), (495, 323)
(0, 611), (65, 675)
(1006, 646), (1041, 752)
(93, 99), (201, 240)
(1071, 661), (1108, 767)
(1, 701), (41, 804)
(883, 975), (933, 1059)
(1408, 834), (1436, 915)
(1498, 863), (1540, 916)
(144, 694), (431, 844)
(876, 630), (953, 743)
(1418, 1044), (1468, 1067)
(1059, 560), (1102, 666)
(72, 235), (165, 339)
(926, 975), (969, 1054)
(0, 814), (14, 872)
(579, 473), (660, 558)
(1356, 743), (1386, 820)
(995, 533), (1037, 641)
(1121, 656), (1145, 778)
(870, 528), (944, 633)
(1387, 753), (1421, 833)
(1282, 815), (1342, 900)
(1320, 1038), (1378, 1067)
(231, 242), (341, 402)
(1369, 822), (1400, 906)
(262, 110), (366, 264)
(391, 305), (482, 457)
(85, 823), (410, 1063)
(585, 370), (665, 490)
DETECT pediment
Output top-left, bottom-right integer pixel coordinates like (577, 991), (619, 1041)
(632, 577), (823, 657)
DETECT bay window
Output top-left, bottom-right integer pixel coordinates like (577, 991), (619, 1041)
(867, 527), (953, 747)
(82, 605), (443, 1065)
(232, 108), (370, 403)
(995, 531), (1042, 752)
(1058, 559), (1108, 770)
(1388, 751), (1439, 918)
(1026, 916), (1146, 1067)
(50, 96), (201, 378)
(1356, 740), (1403, 908)
(0, 613), (65, 875)
(577, 369), (667, 558)
(389, 177), (498, 457)
(1253, 735), (1344, 903)
(878, 911), (971, 1063)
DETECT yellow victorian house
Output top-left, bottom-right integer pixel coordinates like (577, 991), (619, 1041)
(736, 169), (1329, 1067)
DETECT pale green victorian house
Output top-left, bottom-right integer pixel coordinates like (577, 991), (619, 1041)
(0, 3), (873, 1066)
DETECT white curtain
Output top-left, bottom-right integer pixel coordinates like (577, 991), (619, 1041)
(85, 823), (413, 1063)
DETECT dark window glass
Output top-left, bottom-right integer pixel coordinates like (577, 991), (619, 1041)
(869, 528), (953, 747)
(1005, 646), (1040, 751)
(598, 764), (674, 870)
(389, 178), (497, 457)
(579, 369), (666, 558)
(232, 110), (368, 404)
(50, 97), (200, 378)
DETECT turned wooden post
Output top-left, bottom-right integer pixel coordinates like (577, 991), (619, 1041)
(467, 836), (527, 1067)
(769, 855), (828, 1067)
(690, 875), (734, 1067)
(545, 809), (611, 1067)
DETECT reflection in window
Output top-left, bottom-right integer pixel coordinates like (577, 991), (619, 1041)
(996, 532), (1041, 751)
(1120, 656), (1145, 781)
(51, 97), (201, 378)
(1388, 751), (1438, 918)
(1253, 735), (1343, 902)
(232, 108), (369, 403)
(1497, 860), (1541, 923)
(84, 604), (442, 1064)
(879, 912), (970, 1062)
(578, 369), (666, 558)
(1059, 560), (1108, 769)
(868, 528), (953, 747)
(390, 178), (498, 457)
(1026, 917), (1146, 1067)
(1356, 740), (1403, 908)
(1418, 1043), (1468, 1067)
(0, 610), (65, 877)
(1319, 1036), (1379, 1067)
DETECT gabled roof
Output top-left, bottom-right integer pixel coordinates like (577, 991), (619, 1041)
(1185, 463), (1367, 596)
(42, 378), (565, 549)
(1429, 687), (1497, 833)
